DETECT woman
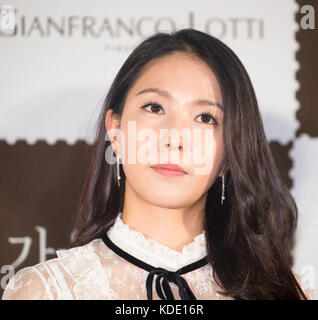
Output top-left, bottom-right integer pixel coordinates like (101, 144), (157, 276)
(2, 28), (312, 300)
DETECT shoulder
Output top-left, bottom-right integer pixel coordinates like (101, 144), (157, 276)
(55, 238), (101, 260)
(293, 271), (315, 300)
(54, 238), (104, 275)
(1, 260), (59, 300)
(2, 238), (102, 300)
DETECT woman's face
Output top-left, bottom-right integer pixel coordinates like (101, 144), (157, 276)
(106, 52), (224, 209)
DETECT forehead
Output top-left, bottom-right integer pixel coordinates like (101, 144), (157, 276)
(126, 52), (223, 105)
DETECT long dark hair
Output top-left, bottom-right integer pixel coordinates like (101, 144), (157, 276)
(70, 28), (307, 300)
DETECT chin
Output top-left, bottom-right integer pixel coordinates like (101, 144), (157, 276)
(142, 192), (191, 209)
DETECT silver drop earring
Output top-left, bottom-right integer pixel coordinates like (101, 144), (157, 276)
(221, 173), (225, 205)
(116, 153), (121, 187)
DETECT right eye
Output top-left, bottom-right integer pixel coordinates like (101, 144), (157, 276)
(140, 101), (165, 114)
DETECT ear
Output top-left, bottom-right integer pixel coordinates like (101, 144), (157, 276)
(105, 109), (121, 153)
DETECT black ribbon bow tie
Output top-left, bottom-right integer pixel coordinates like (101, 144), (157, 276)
(101, 230), (209, 300)
(146, 267), (196, 300)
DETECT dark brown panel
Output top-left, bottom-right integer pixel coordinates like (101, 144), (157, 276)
(296, 0), (318, 137)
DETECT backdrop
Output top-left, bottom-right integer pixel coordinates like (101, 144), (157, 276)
(0, 0), (317, 299)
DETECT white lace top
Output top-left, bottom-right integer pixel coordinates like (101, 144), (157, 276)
(1, 212), (312, 300)
(1, 212), (232, 300)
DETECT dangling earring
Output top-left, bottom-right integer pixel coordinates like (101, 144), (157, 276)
(116, 152), (121, 187)
(221, 173), (225, 205)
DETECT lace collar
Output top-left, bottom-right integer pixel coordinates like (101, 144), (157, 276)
(106, 212), (207, 271)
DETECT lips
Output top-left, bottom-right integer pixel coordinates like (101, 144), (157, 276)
(150, 163), (187, 176)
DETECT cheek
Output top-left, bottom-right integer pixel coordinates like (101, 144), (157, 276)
(119, 117), (157, 165)
(190, 128), (223, 175)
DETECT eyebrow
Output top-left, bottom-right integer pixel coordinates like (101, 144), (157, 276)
(136, 87), (224, 111)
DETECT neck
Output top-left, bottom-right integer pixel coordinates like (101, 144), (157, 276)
(121, 182), (206, 253)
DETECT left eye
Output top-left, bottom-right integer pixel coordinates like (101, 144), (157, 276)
(195, 113), (217, 125)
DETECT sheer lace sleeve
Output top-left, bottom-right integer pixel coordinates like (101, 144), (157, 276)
(1, 266), (52, 300)
(303, 287), (314, 300)
(294, 272), (315, 300)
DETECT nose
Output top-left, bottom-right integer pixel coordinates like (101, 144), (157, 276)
(163, 127), (184, 152)
(161, 113), (185, 153)
(162, 135), (184, 165)
(165, 142), (183, 151)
